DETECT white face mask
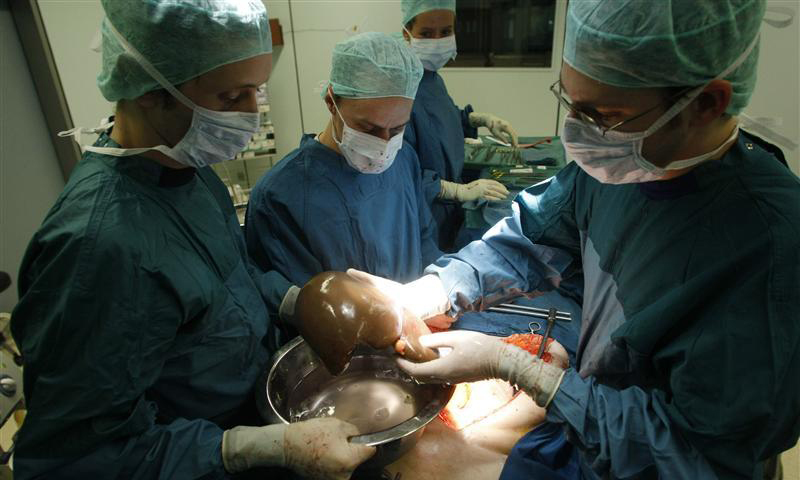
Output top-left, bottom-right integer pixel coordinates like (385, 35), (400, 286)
(60, 19), (260, 169)
(562, 90), (741, 184)
(405, 29), (457, 71)
(562, 33), (759, 184)
(330, 96), (404, 174)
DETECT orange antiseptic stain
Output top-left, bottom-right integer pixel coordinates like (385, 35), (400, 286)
(501, 333), (554, 363)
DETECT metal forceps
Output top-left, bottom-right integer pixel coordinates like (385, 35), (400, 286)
(528, 321), (542, 335)
(538, 308), (558, 359)
(486, 303), (570, 358)
(490, 168), (505, 179)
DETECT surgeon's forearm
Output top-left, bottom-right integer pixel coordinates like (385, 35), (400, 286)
(424, 239), (541, 315)
(495, 345), (565, 408)
(255, 269), (294, 317)
(424, 245), (522, 314)
(18, 418), (230, 479)
(460, 104), (478, 138)
(404, 274), (451, 320)
(438, 180), (460, 200)
(222, 425), (285, 473)
(421, 169), (443, 205)
(546, 371), (717, 479)
(424, 196), (577, 314)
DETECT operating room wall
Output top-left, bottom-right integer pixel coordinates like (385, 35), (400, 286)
(265, 0), (567, 148)
(0, 0), (66, 313)
(438, 0), (568, 138)
(742, 2), (799, 173)
(37, 0), (112, 132)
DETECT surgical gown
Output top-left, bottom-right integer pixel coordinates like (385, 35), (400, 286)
(11, 133), (292, 479)
(245, 134), (442, 288)
(425, 131), (800, 479)
(405, 69), (477, 250)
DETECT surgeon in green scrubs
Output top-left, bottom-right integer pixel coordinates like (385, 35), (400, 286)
(352, 0), (800, 478)
(11, 2), (373, 479)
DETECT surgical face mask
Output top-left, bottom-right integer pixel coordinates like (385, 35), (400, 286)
(60, 20), (260, 169)
(562, 33), (758, 184)
(405, 29), (457, 71)
(330, 96), (404, 174)
(562, 92), (740, 184)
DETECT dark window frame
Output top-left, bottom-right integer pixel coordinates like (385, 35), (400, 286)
(449, 0), (557, 69)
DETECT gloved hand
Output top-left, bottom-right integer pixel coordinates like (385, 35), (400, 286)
(439, 179), (509, 202)
(397, 330), (566, 407)
(278, 285), (301, 326)
(222, 418), (375, 479)
(468, 112), (519, 147)
(464, 137), (483, 145)
(284, 418), (375, 479)
(346, 269), (450, 321)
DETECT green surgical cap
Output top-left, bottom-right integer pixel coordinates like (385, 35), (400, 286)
(98, 0), (272, 102)
(328, 32), (423, 99)
(564, 0), (765, 114)
(402, 0), (456, 26)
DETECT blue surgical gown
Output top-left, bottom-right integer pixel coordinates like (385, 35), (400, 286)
(245, 134), (442, 287)
(426, 131), (800, 479)
(405, 69), (478, 250)
(11, 133), (292, 479)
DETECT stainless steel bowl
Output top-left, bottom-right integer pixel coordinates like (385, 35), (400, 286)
(257, 336), (453, 471)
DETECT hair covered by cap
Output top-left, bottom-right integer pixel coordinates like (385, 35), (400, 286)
(98, 0), (272, 102)
(563, 0), (766, 114)
(328, 32), (423, 100)
(401, 0), (457, 26)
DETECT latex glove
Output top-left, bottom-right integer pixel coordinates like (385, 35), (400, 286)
(440, 179), (509, 203)
(464, 137), (483, 145)
(278, 285), (301, 326)
(346, 269), (450, 321)
(222, 418), (375, 479)
(397, 330), (566, 407)
(546, 339), (570, 369)
(468, 112), (519, 147)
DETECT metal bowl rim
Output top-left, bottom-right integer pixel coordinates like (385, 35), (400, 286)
(265, 336), (454, 447)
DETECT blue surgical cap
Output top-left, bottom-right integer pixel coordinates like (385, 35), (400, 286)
(564, 0), (766, 114)
(98, 0), (272, 102)
(328, 32), (423, 99)
(402, 0), (457, 26)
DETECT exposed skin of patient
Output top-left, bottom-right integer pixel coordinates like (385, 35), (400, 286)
(386, 394), (543, 480)
(387, 333), (569, 479)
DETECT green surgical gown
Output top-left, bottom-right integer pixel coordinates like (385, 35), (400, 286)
(428, 131), (800, 479)
(11, 132), (291, 479)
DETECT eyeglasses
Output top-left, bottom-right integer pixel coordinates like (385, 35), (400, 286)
(549, 80), (694, 135)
